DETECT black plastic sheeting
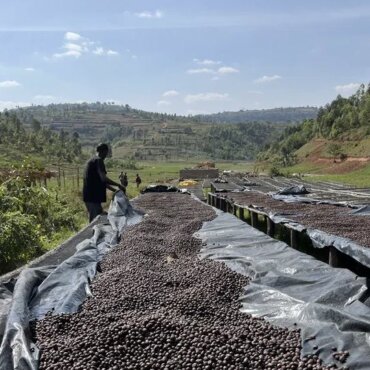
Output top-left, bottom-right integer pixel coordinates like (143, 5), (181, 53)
(141, 184), (179, 193)
(268, 186), (351, 206)
(195, 210), (370, 369)
(265, 211), (370, 270)
(276, 185), (309, 195)
(270, 192), (353, 206)
(351, 205), (370, 216)
(0, 191), (144, 370)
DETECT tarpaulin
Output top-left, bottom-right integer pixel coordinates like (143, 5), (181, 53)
(270, 192), (356, 208)
(270, 192), (352, 206)
(351, 205), (370, 216)
(0, 191), (144, 370)
(276, 185), (309, 195)
(195, 210), (370, 369)
(141, 184), (179, 193)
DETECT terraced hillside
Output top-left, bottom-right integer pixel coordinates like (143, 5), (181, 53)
(11, 103), (290, 160)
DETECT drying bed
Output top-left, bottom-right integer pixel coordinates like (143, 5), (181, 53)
(32, 193), (331, 370)
(227, 176), (370, 206)
(225, 191), (370, 248)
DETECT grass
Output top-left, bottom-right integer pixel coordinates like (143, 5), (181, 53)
(279, 135), (370, 187)
(283, 160), (370, 188)
(302, 164), (370, 188)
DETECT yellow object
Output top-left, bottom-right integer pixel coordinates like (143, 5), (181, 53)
(178, 179), (198, 187)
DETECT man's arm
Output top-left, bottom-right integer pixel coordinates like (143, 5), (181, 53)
(97, 160), (125, 191)
(107, 184), (118, 192)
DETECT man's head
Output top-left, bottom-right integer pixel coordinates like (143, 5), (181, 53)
(96, 143), (109, 159)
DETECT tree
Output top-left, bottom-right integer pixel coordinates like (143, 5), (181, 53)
(31, 119), (41, 132)
(327, 143), (342, 162)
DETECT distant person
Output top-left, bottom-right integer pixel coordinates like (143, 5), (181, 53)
(135, 174), (142, 188)
(119, 172), (128, 188)
(83, 143), (125, 222)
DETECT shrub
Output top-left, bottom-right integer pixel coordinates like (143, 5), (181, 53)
(0, 177), (81, 274)
(269, 165), (284, 177)
(0, 211), (42, 273)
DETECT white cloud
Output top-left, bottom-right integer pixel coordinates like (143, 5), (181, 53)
(335, 83), (361, 94)
(25, 67), (35, 72)
(157, 100), (171, 106)
(0, 80), (21, 88)
(93, 47), (119, 56)
(64, 43), (84, 52)
(218, 66), (239, 74)
(193, 58), (222, 65)
(184, 92), (229, 104)
(126, 49), (137, 59)
(254, 75), (282, 83)
(188, 61), (240, 77)
(93, 47), (104, 55)
(0, 100), (30, 111)
(135, 10), (163, 19)
(187, 68), (215, 74)
(52, 32), (118, 59)
(162, 90), (179, 97)
(53, 50), (82, 58)
(65, 32), (82, 41)
(107, 49), (119, 56)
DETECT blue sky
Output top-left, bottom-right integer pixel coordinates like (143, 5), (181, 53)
(0, 0), (369, 114)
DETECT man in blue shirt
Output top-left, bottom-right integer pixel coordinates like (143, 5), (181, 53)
(83, 143), (125, 222)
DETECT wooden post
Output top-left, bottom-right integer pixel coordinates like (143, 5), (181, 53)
(233, 204), (238, 216)
(239, 207), (245, 221)
(43, 177), (47, 188)
(290, 229), (299, 249)
(227, 200), (232, 213)
(58, 166), (61, 188)
(251, 211), (258, 228)
(329, 246), (339, 267)
(63, 170), (66, 189)
(267, 218), (275, 237)
(207, 193), (212, 205)
(77, 167), (80, 189)
(221, 198), (226, 212)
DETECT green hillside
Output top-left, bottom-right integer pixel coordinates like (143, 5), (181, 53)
(195, 107), (318, 124)
(10, 103), (292, 161)
(259, 83), (370, 167)
(0, 110), (82, 167)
